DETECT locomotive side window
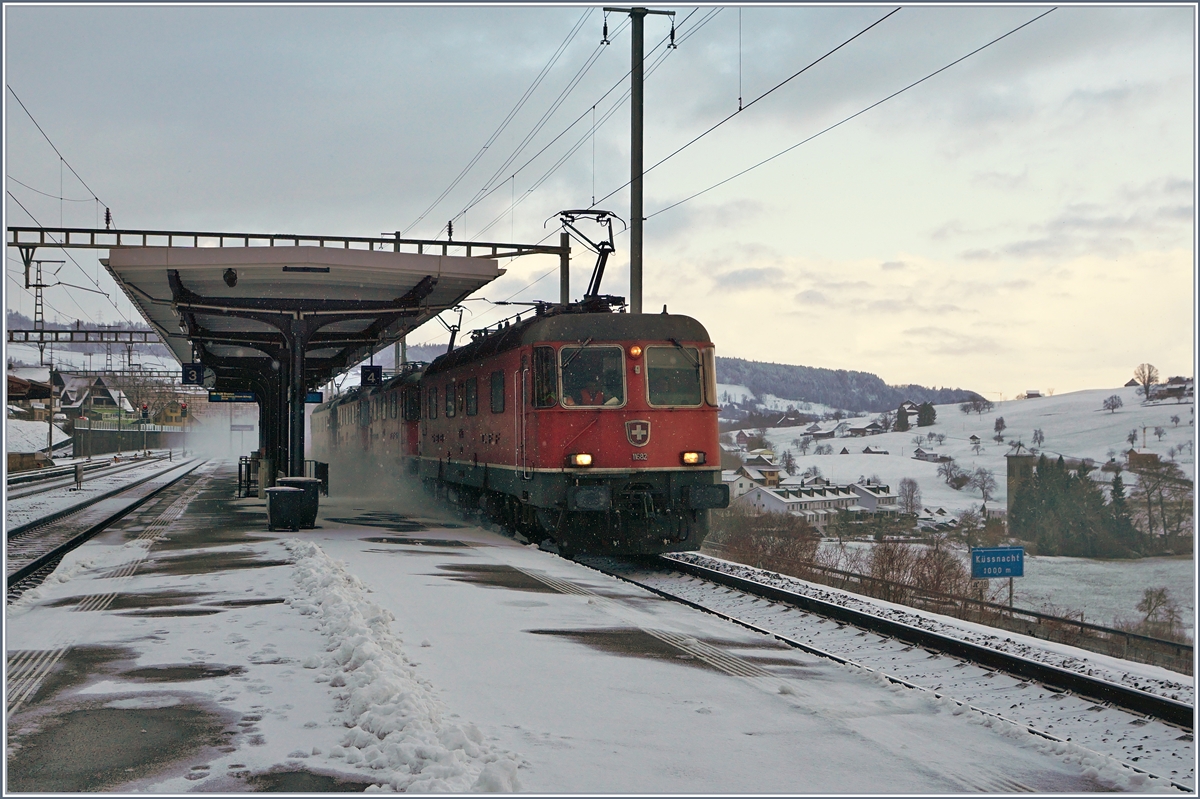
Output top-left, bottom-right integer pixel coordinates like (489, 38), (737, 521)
(646, 346), (703, 406)
(465, 377), (478, 416)
(703, 347), (718, 406)
(391, 392), (398, 419)
(560, 346), (625, 407)
(427, 387), (438, 420)
(445, 382), (456, 417)
(532, 347), (558, 408)
(403, 386), (422, 421)
(490, 370), (505, 413)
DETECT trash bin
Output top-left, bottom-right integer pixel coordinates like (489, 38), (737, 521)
(265, 486), (305, 531)
(277, 476), (320, 529)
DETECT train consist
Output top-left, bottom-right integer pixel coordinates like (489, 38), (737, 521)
(310, 300), (729, 555)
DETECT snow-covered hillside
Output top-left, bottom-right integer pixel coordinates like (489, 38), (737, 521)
(757, 386), (1194, 516)
(6, 419), (70, 453)
(716, 383), (857, 419)
(7, 343), (180, 375)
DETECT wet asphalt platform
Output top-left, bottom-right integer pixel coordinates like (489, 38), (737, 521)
(5, 461), (1120, 793)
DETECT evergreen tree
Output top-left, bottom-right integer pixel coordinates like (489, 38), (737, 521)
(916, 402), (936, 427)
(894, 403), (910, 432)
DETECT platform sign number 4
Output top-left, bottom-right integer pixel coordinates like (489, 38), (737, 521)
(182, 363), (204, 385)
(362, 365), (383, 387)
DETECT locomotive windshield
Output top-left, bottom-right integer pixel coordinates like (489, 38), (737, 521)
(646, 346), (703, 406)
(560, 346), (625, 407)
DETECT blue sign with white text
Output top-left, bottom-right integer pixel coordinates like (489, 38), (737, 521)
(208, 392), (257, 403)
(306, 391), (323, 404)
(971, 546), (1024, 579)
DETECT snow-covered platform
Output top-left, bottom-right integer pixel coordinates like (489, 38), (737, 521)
(4, 462), (1166, 792)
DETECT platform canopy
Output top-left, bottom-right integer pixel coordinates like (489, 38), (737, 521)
(103, 245), (504, 391)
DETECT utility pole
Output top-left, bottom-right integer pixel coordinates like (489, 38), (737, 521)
(603, 6), (674, 314)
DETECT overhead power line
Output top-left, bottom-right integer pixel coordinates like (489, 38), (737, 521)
(451, 7), (714, 233)
(400, 8), (595, 238)
(462, 8), (714, 245)
(593, 7), (902, 208)
(5, 189), (133, 324)
(6, 84), (114, 225)
(647, 7), (1058, 221)
(6, 174), (93, 202)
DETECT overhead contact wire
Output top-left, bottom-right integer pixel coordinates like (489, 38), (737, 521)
(400, 8), (594, 239)
(648, 7), (1058, 220)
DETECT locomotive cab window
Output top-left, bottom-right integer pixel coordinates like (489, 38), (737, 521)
(490, 370), (505, 413)
(560, 346), (625, 407)
(532, 346), (558, 408)
(646, 346), (703, 406)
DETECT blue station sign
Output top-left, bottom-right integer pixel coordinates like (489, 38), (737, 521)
(306, 391), (324, 404)
(208, 391), (257, 403)
(971, 546), (1025, 579)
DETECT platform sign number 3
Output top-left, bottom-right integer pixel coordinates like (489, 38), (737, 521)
(362, 365), (383, 387)
(182, 363), (204, 385)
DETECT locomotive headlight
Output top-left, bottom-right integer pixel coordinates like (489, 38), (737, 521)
(568, 453), (594, 467)
(628, 345), (642, 358)
(681, 451), (706, 465)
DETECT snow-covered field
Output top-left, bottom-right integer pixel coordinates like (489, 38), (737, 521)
(716, 383), (853, 418)
(6, 343), (180, 375)
(757, 385), (1193, 512)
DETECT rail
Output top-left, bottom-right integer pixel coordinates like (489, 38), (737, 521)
(701, 543), (1193, 674)
(655, 555), (1194, 729)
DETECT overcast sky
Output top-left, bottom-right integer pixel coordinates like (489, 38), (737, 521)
(4, 4), (1195, 397)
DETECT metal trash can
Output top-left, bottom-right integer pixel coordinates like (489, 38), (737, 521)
(277, 476), (320, 529)
(265, 486), (305, 531)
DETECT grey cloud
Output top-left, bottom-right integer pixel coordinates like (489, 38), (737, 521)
(795, 290), (829, 305)
(902, 326), (1002, 357)
(711, 267), (788, 292)
(880, 261), (906, 271)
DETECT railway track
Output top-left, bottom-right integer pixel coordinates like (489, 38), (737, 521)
(576, 553), (1195, 791)
(6, 458), (206, 597)
(6, 455), (174, 501)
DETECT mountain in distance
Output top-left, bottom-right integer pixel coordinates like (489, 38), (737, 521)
(716, 356), (983, 414)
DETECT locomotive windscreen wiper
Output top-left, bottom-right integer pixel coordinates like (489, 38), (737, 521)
(560, 337), (594, 369)
(668, 338), (701, 369)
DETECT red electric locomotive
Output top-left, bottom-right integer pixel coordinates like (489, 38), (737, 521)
(311, 210), (729, 555)
(416, 300), (729, 555)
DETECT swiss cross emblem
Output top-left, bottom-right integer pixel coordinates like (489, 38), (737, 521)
(625, 420), (651, 447)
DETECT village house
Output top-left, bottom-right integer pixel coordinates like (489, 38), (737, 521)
(846, 418), (884, 437)
(912, 447), (950, 463)
(850, 481), (900, 515)
(6, 373), (52, 421)
(734, 482), (865, 530)
(861, 445), (889, 455)
(721, 470), (756, 500)
(738, 454), (782, 488)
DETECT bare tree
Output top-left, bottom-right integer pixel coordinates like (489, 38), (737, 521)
(911, 435), (925, 448)
(1154, 426), (1165, 441)
(934, 433), (946, 445)
(781, 449), (798, 476)
(1170, 414), (1180, 427)
(878, 410), (895, 432)
(971, 439), (984, 455)
(1032, 428), (1045, 447)
(1127, 429), (1139, 447)
(969, 468), (997, 503)
(897, 477), (921, 515)
(959, 398), (995, 417)
(1102, 395), (1123, 414)
(993, 416), (1006, 443)
(1133, 363), (1159, 400)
